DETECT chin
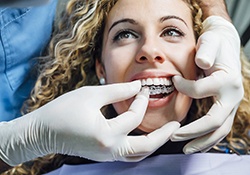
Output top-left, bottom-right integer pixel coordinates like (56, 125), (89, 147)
(137, 111), (187, 133)
(137, 115), (173, 133)
(137, 125), (157, 133)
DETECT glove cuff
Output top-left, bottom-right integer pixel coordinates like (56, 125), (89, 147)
(0, 113), (49, 166)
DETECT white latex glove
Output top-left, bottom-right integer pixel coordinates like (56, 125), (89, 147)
(0, 81), (180, 166)
(171, 16), (244, 153)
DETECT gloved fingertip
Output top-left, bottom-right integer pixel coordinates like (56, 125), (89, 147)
(135, 87), (149, 101)
(162, 121), (181, 134)
(170, 135), (180, 142)
(172, 75), (182, 84)
(122, 80), (142, 95)
(130, 80), (142, 89)
(141, 86), (149, 96)
(168, 121), (181, 128)
(195, 56), (213, 70)
(170, 132), (186, 142)
(183, 146), (197, 154)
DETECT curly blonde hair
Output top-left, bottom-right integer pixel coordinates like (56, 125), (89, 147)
(3, 0), (250, 174)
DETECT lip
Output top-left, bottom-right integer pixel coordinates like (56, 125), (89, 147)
(147, 90), (175, 108)
(130, 70), (174, 81)
(129, 70), (176, 108)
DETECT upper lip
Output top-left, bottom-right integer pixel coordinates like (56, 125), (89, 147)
(130, 70), (174, 81)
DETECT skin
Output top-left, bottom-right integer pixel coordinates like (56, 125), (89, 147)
(96, 0), (197, 133)
(197, 0), (231, 21)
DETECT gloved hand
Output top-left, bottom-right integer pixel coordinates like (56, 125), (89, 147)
(171, 16), (244, 153)
(0, 81), (180, 166)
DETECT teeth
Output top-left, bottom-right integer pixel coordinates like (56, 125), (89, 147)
(141, 78), (172, 86)
(153, 78), (160, 85)
(148, 85), (175, 95)
(140, 78), (175, 96)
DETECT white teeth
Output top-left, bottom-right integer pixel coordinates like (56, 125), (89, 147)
(146, 78), (153, 85)
(141, 78), (172, 86)
(154, 78), (160, 85)
(140, 78), (174, 96)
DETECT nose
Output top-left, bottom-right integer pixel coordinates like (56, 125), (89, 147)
(135, 38), (165, 64)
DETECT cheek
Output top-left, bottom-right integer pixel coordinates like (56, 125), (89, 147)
(175, 94), (193, 122)
(112, 101), (131, 115)
(173, 45), (197, 79)
(102, 48), (134, 83)
(173, 46), (196, 121)
(101, 45), (136, 115)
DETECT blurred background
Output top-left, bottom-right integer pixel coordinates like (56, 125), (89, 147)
(57, 0), (250, 58)
(226, 0), (250, 59)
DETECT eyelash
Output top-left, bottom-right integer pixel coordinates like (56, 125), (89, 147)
(112, 26), (185, 42)
(161, 26), (185, 38)
(113, 29), (138, 42)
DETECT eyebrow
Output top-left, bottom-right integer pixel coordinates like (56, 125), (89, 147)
(108, 15), (188, 33)
(160, 15), (188, 27)
(108, 18), (138, 33)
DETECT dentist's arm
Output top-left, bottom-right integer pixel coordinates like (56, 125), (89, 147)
(0, 0), (50, 7)
(0, 81), (179, 170)
(197, 0), (231, 21)
(171, 0), (244, 153)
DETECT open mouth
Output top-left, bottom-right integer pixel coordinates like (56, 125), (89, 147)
(141, 78), (175, 99)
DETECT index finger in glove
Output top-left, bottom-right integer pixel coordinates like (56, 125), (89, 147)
(171, 101), (236, 142)
(182, 108), (236, 154)
(122, 121), (180, 162)
(172, 73), (224, 99)
(92, 81), (142, 108)
(108, 87), (149, 134)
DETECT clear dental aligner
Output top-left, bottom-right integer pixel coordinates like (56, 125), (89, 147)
(147, 85), (175, 95)
(140, 78), (175, 95)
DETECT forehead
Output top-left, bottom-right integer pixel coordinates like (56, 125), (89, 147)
(106, 0), (192, 26)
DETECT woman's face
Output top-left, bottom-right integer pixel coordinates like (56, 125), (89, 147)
(96, 0), (197, 132)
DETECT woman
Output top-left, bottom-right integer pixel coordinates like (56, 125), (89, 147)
(6, 0), (250, 174)
(95, 0), (198, 132)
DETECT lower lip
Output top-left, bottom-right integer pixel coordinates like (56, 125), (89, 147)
(148, 90), (176, 108)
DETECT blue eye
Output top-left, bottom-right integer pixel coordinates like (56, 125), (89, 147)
(113, 29), (138, 41)
(162, 27), (185, 38)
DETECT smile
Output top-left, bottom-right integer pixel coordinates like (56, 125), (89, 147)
(140, 78), (175, 99)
